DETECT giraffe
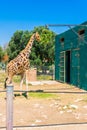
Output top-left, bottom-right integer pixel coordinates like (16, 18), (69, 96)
(5, 32), (40, 96)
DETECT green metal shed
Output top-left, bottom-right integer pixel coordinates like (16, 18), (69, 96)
(55, 22), (87, 90)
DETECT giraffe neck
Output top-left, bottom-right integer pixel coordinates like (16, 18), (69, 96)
(24, 33), (35, 55)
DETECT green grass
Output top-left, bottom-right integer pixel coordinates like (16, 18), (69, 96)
(13, 75), (21, 83)
(0, 71), (6, 83)
(29, 92), (58, 99)
(0, 70), (53, 84)
(0, 71), (21, 83)
(37, 74), (52, 80)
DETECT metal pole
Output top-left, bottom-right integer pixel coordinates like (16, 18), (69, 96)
(6, 84), (13, 130)
(53, 65), (55, 80)
(46, 24), (87, 27)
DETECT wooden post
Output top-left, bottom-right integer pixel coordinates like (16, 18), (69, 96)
(6, 84), (13, 130)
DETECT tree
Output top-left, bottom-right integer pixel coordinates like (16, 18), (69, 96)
(6, 26), (56, 66)
(2, 53), (9, 63)
(0, 46), (4, 62)
(31, 26), (56, 66)
(7, 30), (23, 60)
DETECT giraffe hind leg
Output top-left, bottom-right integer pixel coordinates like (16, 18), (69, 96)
(4, 77), (8, 89)
(20, 73), (29, 98)
(4, 76), (12, 89)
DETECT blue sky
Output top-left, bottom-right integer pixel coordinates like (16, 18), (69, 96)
(0, 0), (87, 46)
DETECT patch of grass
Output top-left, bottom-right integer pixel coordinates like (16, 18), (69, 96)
(13, 75), (21, 83)
(14, 74), (53, 82)
(29, 92), (58, 99)
(0, 71), (21, 83)
(0, 71), (6, 83)
(37, 75), (52, 80)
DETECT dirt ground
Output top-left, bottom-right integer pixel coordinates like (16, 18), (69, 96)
(0, 81), (87, 127)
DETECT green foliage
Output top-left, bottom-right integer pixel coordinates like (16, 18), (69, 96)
(6, 30), (30, 60)
(0, 46), (4, 62)
(6, 26), (56, 66)
(31, 26), (56, 66)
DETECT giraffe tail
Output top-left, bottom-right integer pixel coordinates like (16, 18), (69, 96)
(4, 77), (8, 89)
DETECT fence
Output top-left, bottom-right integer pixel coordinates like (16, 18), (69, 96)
(0, 65), (55, 81)
(33, 65), (55, 80)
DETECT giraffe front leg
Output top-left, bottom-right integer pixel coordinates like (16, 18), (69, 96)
(25, 70), (30, 98)
(5, 76), (12, 87)
(20, 73), (25, 96)
(26, 79), (29, 98)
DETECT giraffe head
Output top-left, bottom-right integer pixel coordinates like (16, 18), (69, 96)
(35, 32), (40, 41)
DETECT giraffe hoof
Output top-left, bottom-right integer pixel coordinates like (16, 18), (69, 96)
(22, 92), (29, 99)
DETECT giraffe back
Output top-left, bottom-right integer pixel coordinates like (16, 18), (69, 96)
(7, 51), (30, 76)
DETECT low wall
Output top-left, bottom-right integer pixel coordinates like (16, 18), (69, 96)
(26, 68), (37, 82)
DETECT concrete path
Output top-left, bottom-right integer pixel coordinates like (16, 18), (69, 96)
(28, 80), (59, 85)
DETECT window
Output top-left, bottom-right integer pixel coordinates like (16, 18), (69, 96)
(78, 29), (85, 35)
(60, 37), (64, 42)
(78, 29), (85, 45)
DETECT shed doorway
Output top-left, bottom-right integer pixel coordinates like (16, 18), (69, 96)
(65, 51), (71, 83)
